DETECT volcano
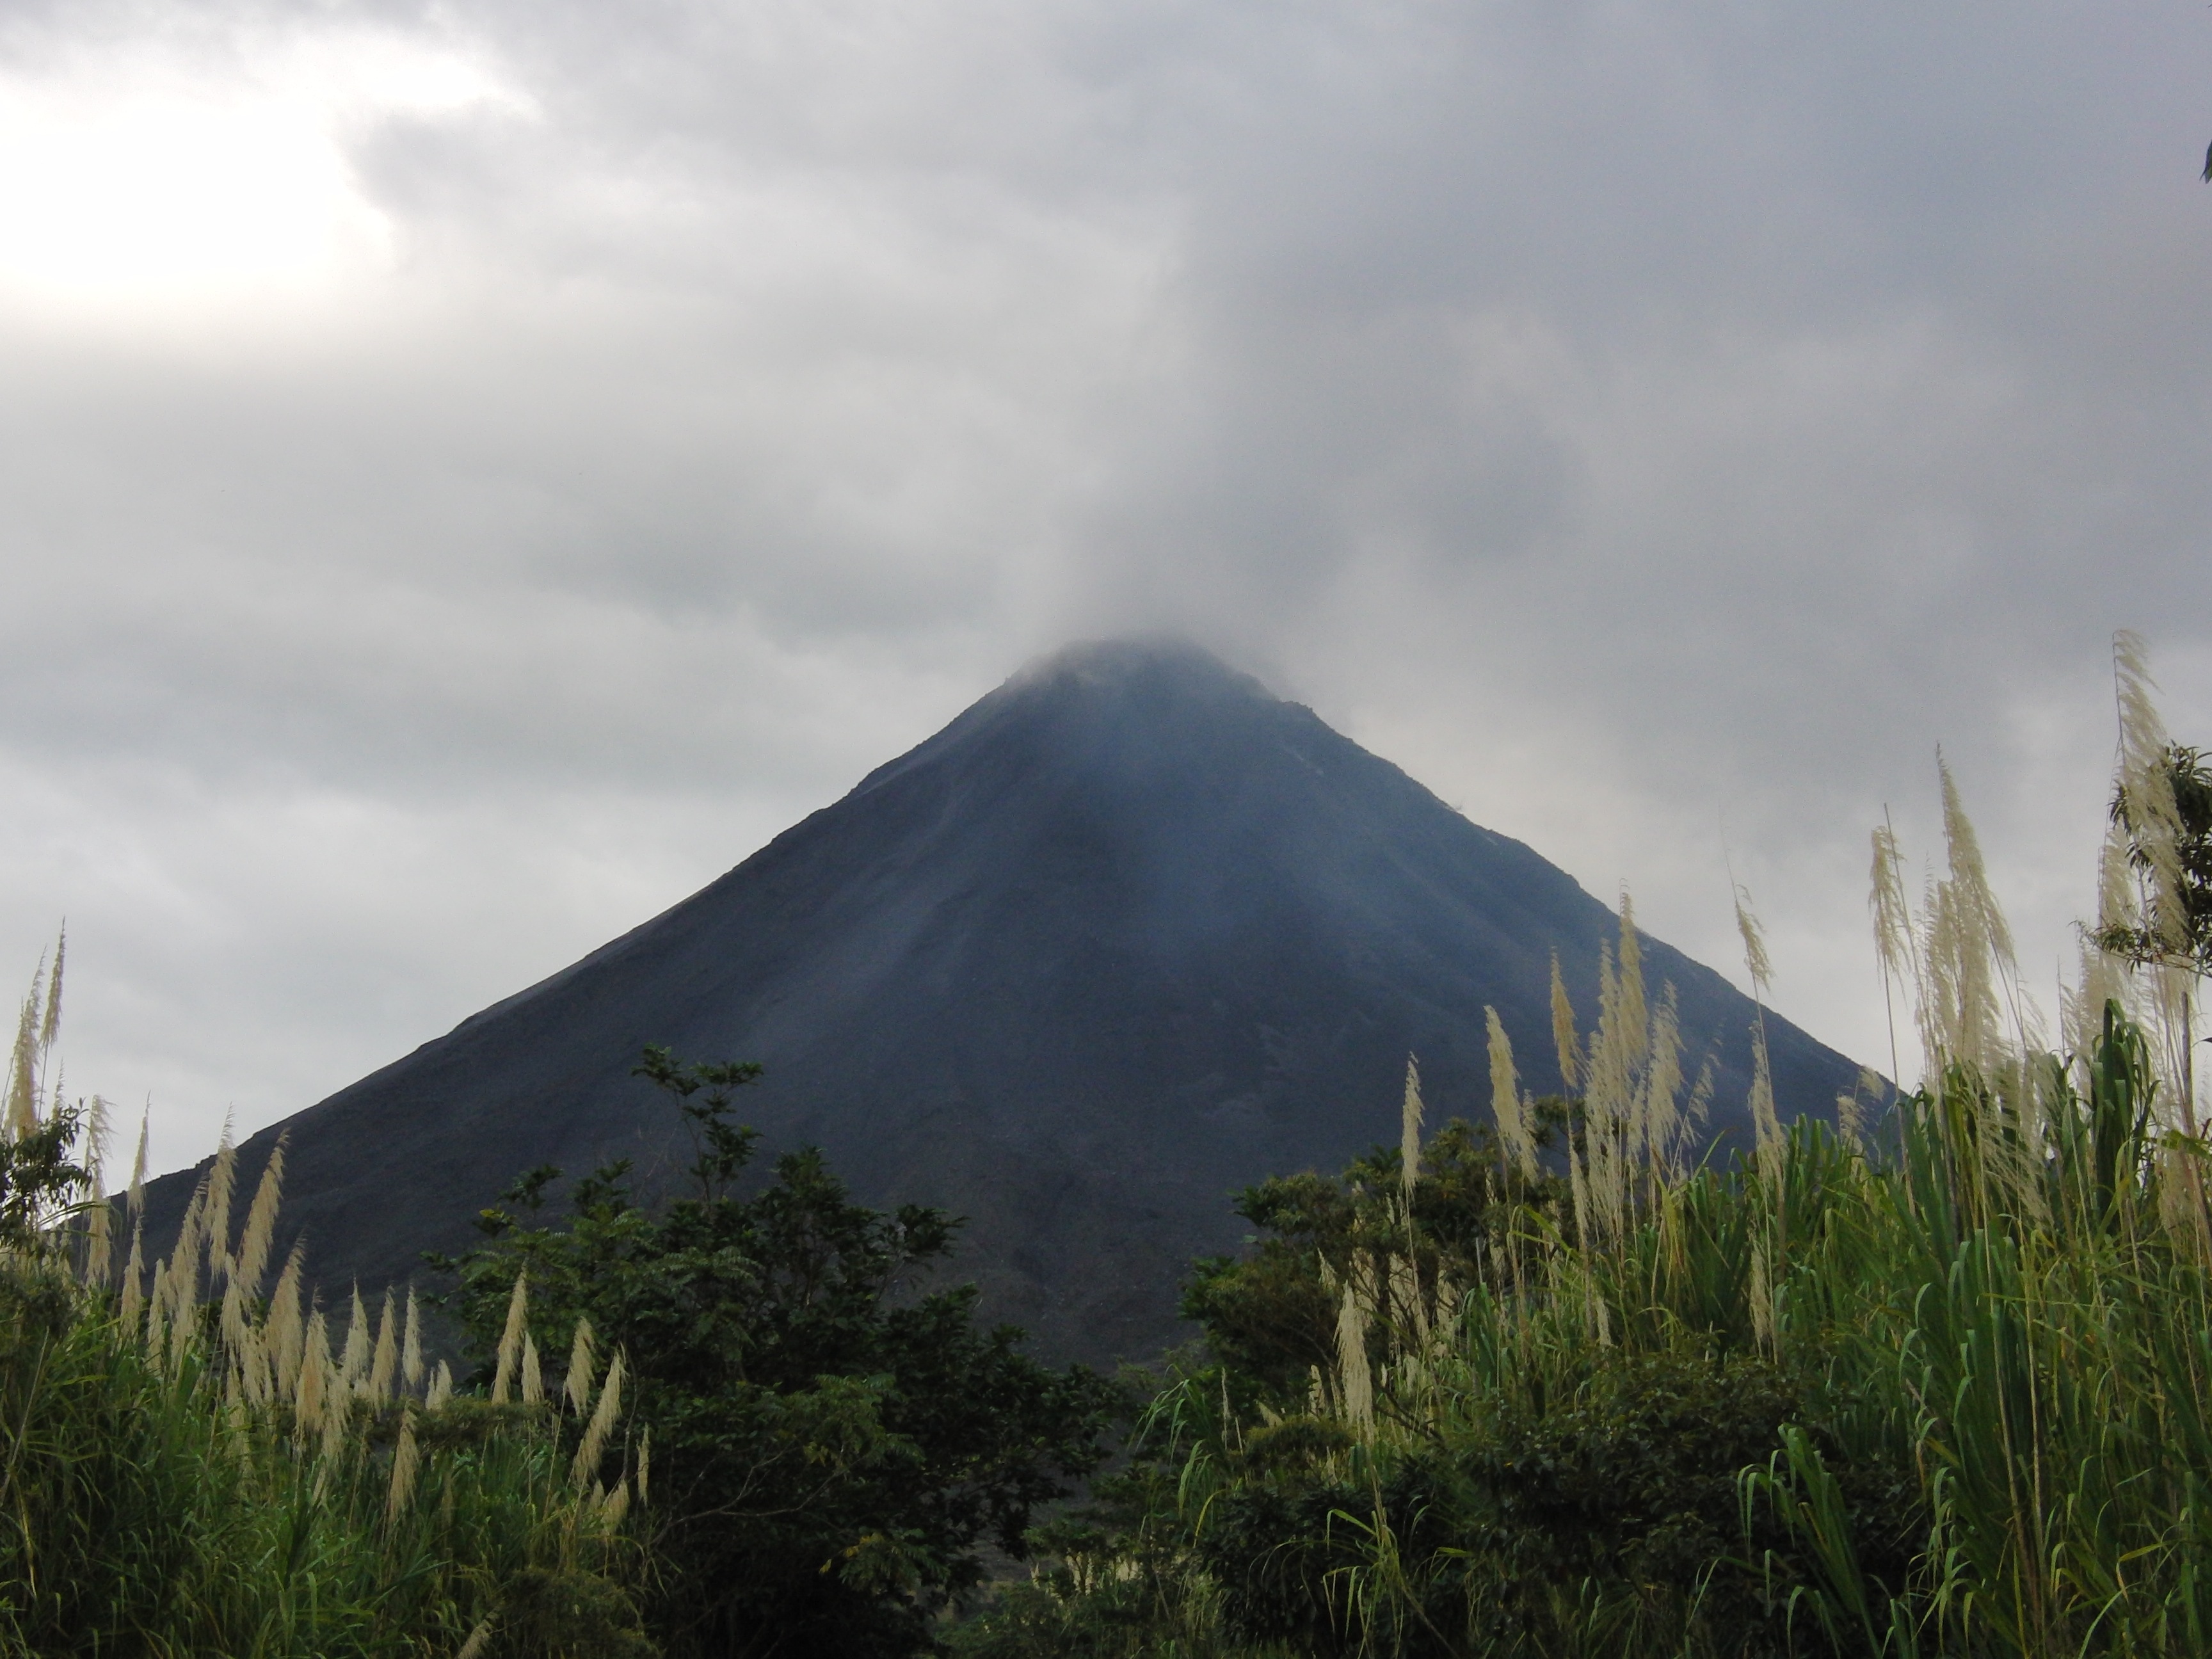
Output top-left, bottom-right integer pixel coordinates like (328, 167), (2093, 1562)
(145, 641), (1868, 1362)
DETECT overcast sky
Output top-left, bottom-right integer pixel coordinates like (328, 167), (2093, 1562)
(4, 0), (2209, 1176)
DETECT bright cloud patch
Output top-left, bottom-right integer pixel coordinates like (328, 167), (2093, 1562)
(0, 27), (526, 319)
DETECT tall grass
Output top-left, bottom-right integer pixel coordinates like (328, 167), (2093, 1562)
(965, 635), (2212, 1657)
(0, 956), (653, 1658)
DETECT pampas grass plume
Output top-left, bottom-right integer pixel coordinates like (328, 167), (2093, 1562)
(387, 1406), (421, 1526)
(142, 1260), (168, 1363)
(565, 1316), (596, 1416)
(268, 1244), (307, 1395)
(1399, 1055), (1423, 1201)
(573, 1350), (625, 1487)
(370, 1291), (398, 1402)
(38, 928), (61, 1057)
(341, 1286), (371, 1384)
(1615, 892), (1648, 1068)
(6, 954), (44, 1141)
(234, 1138), (285, 1297)
(402, 1288), (424, 1390)
(118, 1217), (145, 1326)
(1734, 886), (1774, 1002)
(127, 1109), (147, 1217)
(1485, 1007), (1533, 1182)
(1641, 983), (1685, 1179)
(1747, 1017), (1781, 1187)
(1550, 951), (1580, 1093)
(1333, 1268), (1372, 1435)
(203, 1117), (237, 1286)
(520, 1332), (543, 1407)
(167, 1182), (206, 1318)
(493, 1272), (529, 1405)
(295, 1311), (331, 1435)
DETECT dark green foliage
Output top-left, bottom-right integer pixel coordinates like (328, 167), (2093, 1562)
(434, 1047), (1120, 1659)
(0, 1096), (87, 1252)
(0, 1266), (652, 1657)
(2097, 741), (2212, 972)
(967, 1001), (2212, 1658)
(1181, 1109), (1573, 1404)
(1163, 1325), (1917, 1656)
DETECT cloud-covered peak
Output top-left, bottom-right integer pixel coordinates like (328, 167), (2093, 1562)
(1, 0), (2206, 1175)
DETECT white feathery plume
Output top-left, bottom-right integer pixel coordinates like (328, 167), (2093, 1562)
(203, 1116), (237, 1286)
(1640, 983), (1685, 1182)
(1615, 892), (1649, 1080)
(428, 1359), (453, 1411)
(573, 1350), (627, 1486)
(127, 1108), (148, 1217)
(341, 1286), (371, 1384)
(1837, 1068), (1880, 1155)
(2096, 819), (2138, 947)
(1486, 1007), (1533, 1182)
(387, 1406), (421, 1526)
(316, 1369), (350, 1480)
(267, 1244), (307, 1396)
(83, 1089), (111, 1177)
(1550, 952), (1580, 1094)
(294, 1311), (332, 1434)
(239, 1315), (273, 1407)
(520, 1332), (543, 1406)
(2071, 934), (2128, 1059)
(565, 1317), (597, 1416)
(118, 1217), (145, 1326)
(1939, 759), (2025, 1071)
(1399, 1055), (1424, 1203)
(369, 1291), (398, 1402)
(233, 1138), (285, 1299)
(493, 1272), (529, 1405)
(38, 929), (61, 1061)
(1749, 1235), (1775, 1349)
(600, 1479), (630, 1530)
(143, 1258), (168, 1365)
(1332, 1266), (1373, 1436)
(1734, 885), (1774, 1003)
(168, 1180), (207, 1320)
(2115, 631), (2186, 952)
(219, 1278), (251, 1366)
(1683, 1056), (1716, 1143)
(1566, 1134), (1590, 1249)
(1747, 1018), (1783, 1190)
(4, 952), (45, 1142)
(1583, 938), (1631, 1239)
(1733, 884), (1784, 1185)
(1870, 818), (1917, 1084)
(83, 1096), (114, 1286)
(402, 1289), (424, 1390)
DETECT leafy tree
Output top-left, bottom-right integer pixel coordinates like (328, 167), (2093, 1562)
(0, 1094), (89, 1253)
(1179, 1105), (1573, 1403)
(2098, 741), (2212, 974)
(432, 1048), (1119, 1659)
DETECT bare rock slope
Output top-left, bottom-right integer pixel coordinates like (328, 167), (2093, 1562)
(147, 641), (1868, 1362)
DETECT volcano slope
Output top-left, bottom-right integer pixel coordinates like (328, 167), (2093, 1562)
(144, 641), (1870, 1363)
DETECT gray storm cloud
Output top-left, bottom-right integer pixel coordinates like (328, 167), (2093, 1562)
(0, 0), (2206, 1171)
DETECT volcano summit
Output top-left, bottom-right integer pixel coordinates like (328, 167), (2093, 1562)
(148, 641), (1867, 1361)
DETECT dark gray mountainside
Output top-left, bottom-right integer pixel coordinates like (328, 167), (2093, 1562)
(144, 641), (1870, 1363)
